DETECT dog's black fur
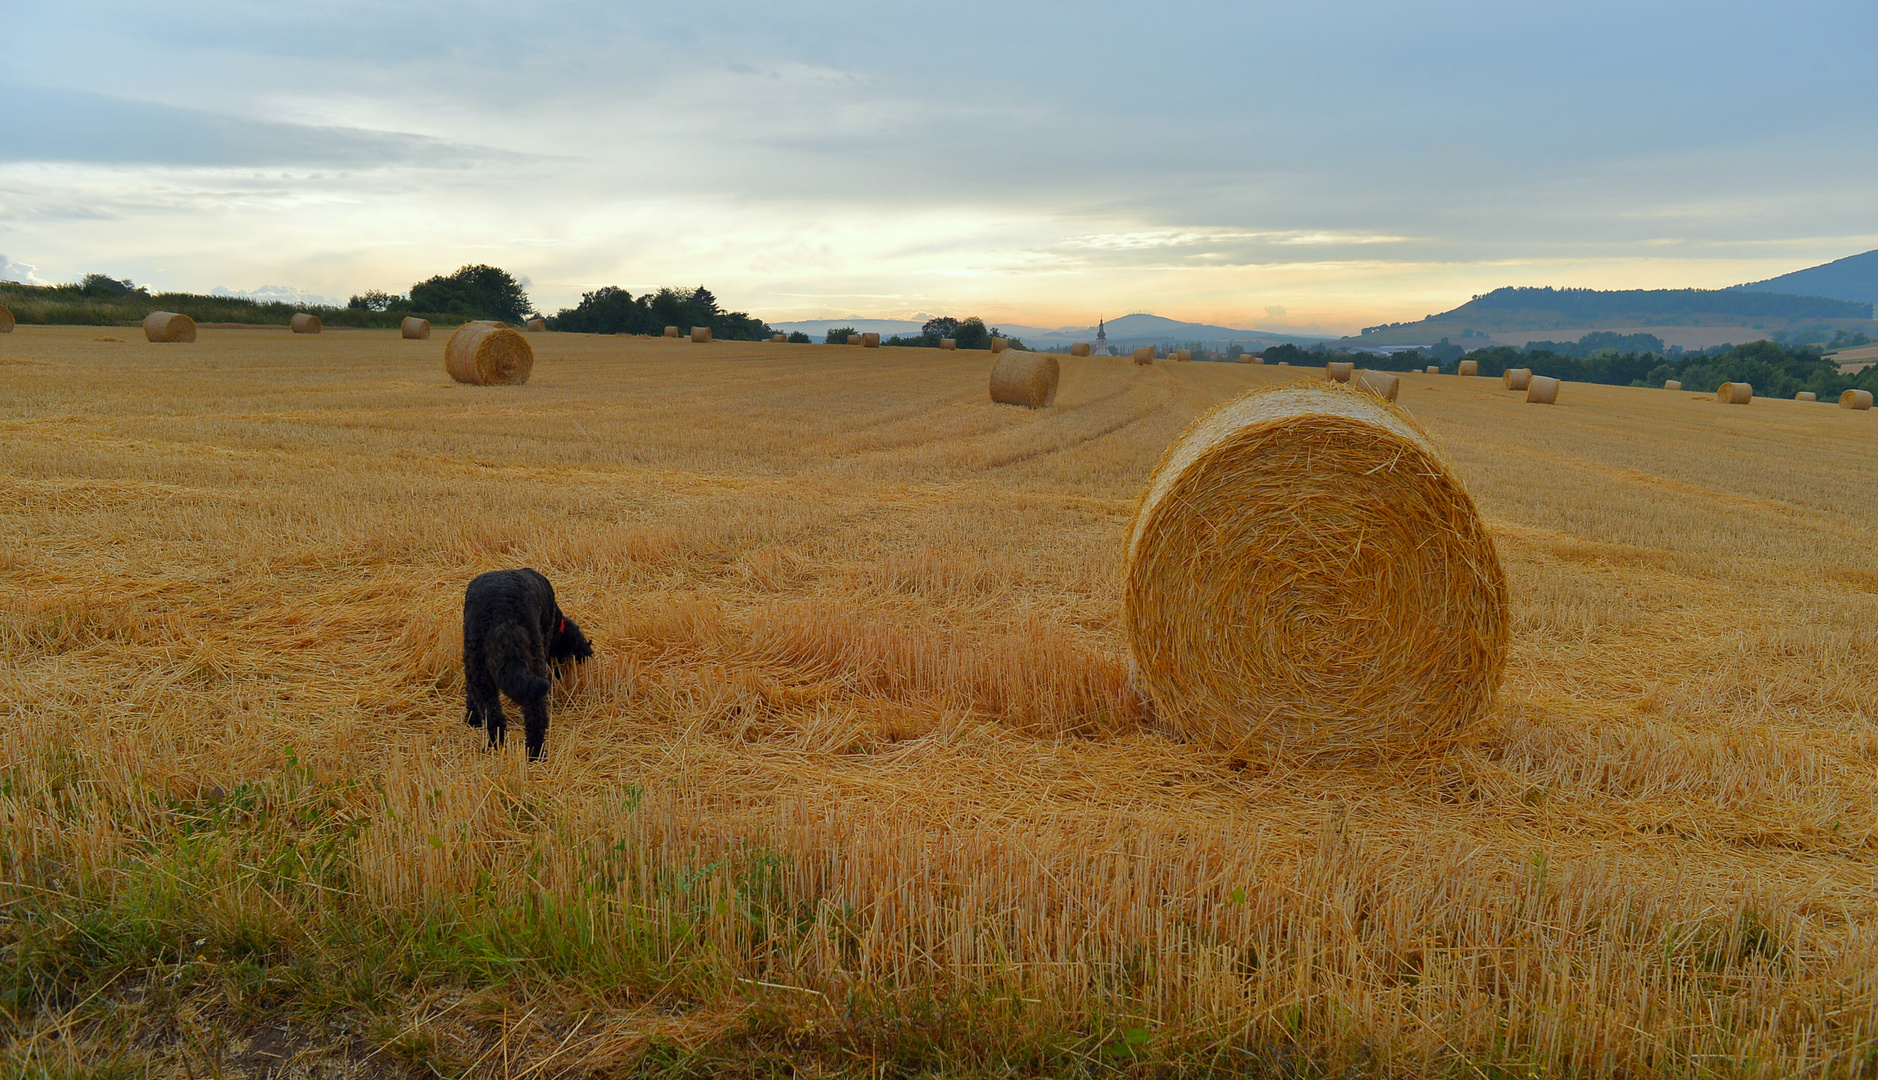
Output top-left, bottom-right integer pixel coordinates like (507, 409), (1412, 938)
(462, 568), (591, 760)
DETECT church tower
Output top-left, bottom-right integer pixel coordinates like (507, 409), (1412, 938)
(1095, 318), (1109, 355)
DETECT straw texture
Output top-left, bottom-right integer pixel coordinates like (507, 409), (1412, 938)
(664, 326), (680, 338)
(290, 313), (322, 334)
(1840, 389), (1872, 410)
(988, 351), (1060, 409)
(1458, 360), (1478, 376)
(940, 338), (957, 351)
(992, 337), (1009, 354)
(1176, 349), (1192, 362)
(1503, 368), (1532, 391)
(1123, 382), (1508, 763)
(1526, 376), (1561, 404)
(0, 305), (13, 333)
(444, 323), (534, 385)
(690, 327), (713, 344)
(1134, 347), (1153, 365)
(1070, 343), (1091, 357)
(526, 318), (547, 332)
(1426, 366), (1439, 374)
(862, 332), (881, 348)
(1795, 391), (1816, 402)
(401, 317), (431, 340)
(142, 312), (196, 343)
(1665, 380), (1682, 391)
(1326, 361), (1354, 382)
(1717, 382), (1753, 404)
(1354, 369), (1400, 402)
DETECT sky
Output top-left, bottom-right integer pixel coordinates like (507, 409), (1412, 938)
(1, 0), (1873, 334)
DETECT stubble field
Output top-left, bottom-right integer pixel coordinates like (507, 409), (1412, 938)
(2, 326), (1875, 1077)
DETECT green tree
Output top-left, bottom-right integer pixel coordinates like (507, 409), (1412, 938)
(826, 326), (859, 344)
(952, 318), (991, 350)
(408, 265), (532, 322)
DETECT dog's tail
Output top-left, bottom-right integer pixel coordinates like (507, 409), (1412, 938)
(498, 665), (552, 704)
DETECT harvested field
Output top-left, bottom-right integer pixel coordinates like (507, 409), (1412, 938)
(1, 327), (1876, 1077)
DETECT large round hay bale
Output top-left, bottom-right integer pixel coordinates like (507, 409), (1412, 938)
(664, 325), (680, 338)
(1354, 369), (1399, 401)
(290, 313), (322, 334)
(1326, 361), (1354, 382)
(988, 351), (1059, 408)
(1795, 391), (1816, 402)
(1664, 379), (1682, 391)
(444, 323), (533, 385)
(1134, 346), (1153, 365)
(1124, 382), (1507, 762)
(1458, 360), (1478, 376)
(690, 326), (712, 343)
(1840, 389), (1873, 410)
(1502, 368), (1532, 391)
(991, 337), (1009, 354)
(1526, 375), (1560, 404)
(940, 338), (957, 351)
(143, 311), (196, 343)
(401, 317), (431, 340)
(525, 317), (547, 332)
(1717, 381), (1753, 404)
(862, 332), (880, 348)
(1070, 342), (1091, 357)
(0, 305), (13, 333)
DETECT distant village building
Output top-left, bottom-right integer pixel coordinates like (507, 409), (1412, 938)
(1096, 318), (1111, 355)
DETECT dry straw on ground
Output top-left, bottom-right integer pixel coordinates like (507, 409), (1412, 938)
(862, 333), (881, 348)
(691, 327), (713, 344)
(400, 317), (431, 340)
(1123, 381), (1508, 763)
(1070, 342), (1091, 357)
(1503, 368), (1532, 391)
(664, 325), (680, 338)
(1527, 375), (1561, 404)
(992, 337), (1009, 354)
(940, 338), (957, 350)
(1354, 369), (1400, 401)
(1134, 346), (1153, 365)
(0, 304), (12, 333)
(1718, 381), (1753, 404)
(1458, 359), (1478, 375)
(1665, 379), (1682, 391)
(1841, 388), (1873, 409)
(142, 311), (196, 343)
(1326, 361), (1354, 382)
(290, 313), (322, 334)
(443, 322), (534, 385)
(987, 350), (1060, 409)
(1796, 391), (1816, 402)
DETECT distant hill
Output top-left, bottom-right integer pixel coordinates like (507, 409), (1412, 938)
(769, 312), (1325, 348)
(1728, 249), (1878, 307)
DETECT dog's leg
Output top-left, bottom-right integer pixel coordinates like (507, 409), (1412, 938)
(468, 679), (506, 749)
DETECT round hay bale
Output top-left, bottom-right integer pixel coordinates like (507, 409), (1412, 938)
(991, 337), (1009, 354)
(1134, 346), (1153, 365)
(401, 317), (431, 340)
(1176, 348), (1192, 362)
(1426, 365), (1439, 374)
(1717, 381), (1753, 404)
(1326, 361), (1354, 382)
(862, 332), (880, 348)
(664, 325), (681, 338)
(1124, 382), (1507, 762)
(1354, 369), (1400, 402)
(1664, 379), (1682, 391)
(1277, 361), (1290, 366)
(1240, 354), (1263, 364)
(1502, 368), (1532, 391)
(525, 317), (547, 332)
(771, 334), (786, 342)
(1526, 375), (1560, 404)
(1070, 342), (1091, 357)
(1795, 391), (1817, 402)
(1840, 389), (1872, 410)
(0, 305), (13, 333)
(940, 338), (957, 351)
(690, 326), (713, 343)
(143, 311), (196, 343)
(989, 351), (1059, 408)
(444, 323), (533, 385)
(1457, 360), (1478, 376)
(290, 313), (322, 334)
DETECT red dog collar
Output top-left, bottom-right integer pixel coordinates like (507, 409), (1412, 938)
(558, 617), (566, 635)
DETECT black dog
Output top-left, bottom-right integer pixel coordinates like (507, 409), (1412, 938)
(462, 568), (592, 760)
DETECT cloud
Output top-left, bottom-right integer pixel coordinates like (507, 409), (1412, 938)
(0, 254), (49, 285)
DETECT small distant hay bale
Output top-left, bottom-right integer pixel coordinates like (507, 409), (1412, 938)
(862, 332), (880, 348)
(1124, 381), (1508, 763)
(1134, 346), (1153, 365)
(1795, 391), (1816, 402)
(940, 338), (957, 351)
(1840, 389), (1873, 410)
(525, 318), (547, 332)
(989, 351), (1059, 408)
(401, 317), (431, 340)
(1502, 368), (1532, 391)
(1717, 381), (1752, 404)
(1664, 379), (1682, 391)
(992, 337), (1009, 354)
(1240, 354), (1262, 364)
(1354, 369), (1399, 401)
(664, 326), (681, 338)
(1277, 361), (1290, 366)
(1426, 365), (1439, 374)
(771, 334), (786, 342)
(445, 323), (533, 385)
(290, 313), (322, 334)
(690, 326), (712, 343)
(1526, 375), (1560, 404)
(1070, 342), (1091, 357)
(1458, 360), (1478, 376)
(143, 312), (196, 343)
(1176, 348), (1192, 362)
(1325, 361), (1354, 382)
(0, 305), (13, 333)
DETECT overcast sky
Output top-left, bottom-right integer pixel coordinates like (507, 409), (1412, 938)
(2, 0), (1873, 332)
